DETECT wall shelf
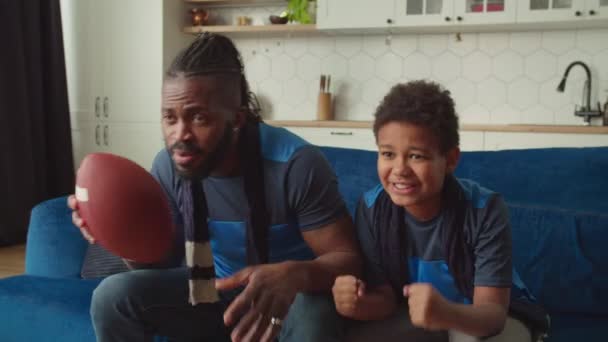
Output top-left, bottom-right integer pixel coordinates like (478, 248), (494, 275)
(266, 120), (608, 134)
(183, 24), (317, 34)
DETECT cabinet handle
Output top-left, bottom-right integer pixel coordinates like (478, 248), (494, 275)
(387, 18), (393, 24)
(95, 124), (100, 146)
(575, 10), (582, 16)
(589, 10), (596, 15)
(445, 16), (451, 21)
(95, 97), (100, 118)
(103, 97), (109, 118)
(457, 16), (463, 21)
(330, 131), (353, 136)
(103, 125), (109, 146)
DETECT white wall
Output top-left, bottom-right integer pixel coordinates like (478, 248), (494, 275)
(217, 6), (608, 126)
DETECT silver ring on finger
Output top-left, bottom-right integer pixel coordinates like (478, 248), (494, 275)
(270, 317), (282, 328)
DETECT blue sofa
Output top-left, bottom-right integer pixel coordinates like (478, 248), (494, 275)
(1, 146), (607, 341)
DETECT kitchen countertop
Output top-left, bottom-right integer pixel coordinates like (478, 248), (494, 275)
(266, 120), (608, 134)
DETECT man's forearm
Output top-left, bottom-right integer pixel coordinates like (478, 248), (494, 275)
(285, 251), (362, 293)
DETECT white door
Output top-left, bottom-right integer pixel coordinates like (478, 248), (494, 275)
(103, 0), (163, 123)
(395, 0), (456, 26)
(72, 121), (108, 168)
(455, 0), (517, 24)
(317, 0), (396, 29)
(60, 0), (104, 123)
(586, 0), (608, 19)
(517, 0), (586, 22)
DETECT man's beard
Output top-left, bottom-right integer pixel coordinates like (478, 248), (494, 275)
(168, 123), (235, 180)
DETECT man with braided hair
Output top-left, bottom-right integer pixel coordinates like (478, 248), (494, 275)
(68, 33), (361, 342)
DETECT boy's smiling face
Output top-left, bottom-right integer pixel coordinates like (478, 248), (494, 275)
(376, 121), (459, 221)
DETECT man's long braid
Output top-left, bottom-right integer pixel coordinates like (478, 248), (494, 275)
(172, 32), (270, 305)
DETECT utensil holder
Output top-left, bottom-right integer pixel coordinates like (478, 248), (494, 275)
(317, 92), (333, 121)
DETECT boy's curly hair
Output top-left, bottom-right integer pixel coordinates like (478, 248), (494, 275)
(373, 80), (459, 153)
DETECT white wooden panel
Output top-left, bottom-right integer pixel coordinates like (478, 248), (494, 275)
(317, 0), (395, 29)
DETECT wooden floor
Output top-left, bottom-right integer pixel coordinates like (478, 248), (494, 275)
(0, 244), (25, 278)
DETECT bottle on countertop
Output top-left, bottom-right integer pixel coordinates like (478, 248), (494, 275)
(604, 94), (608, 126)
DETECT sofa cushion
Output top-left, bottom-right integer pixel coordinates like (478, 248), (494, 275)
(546, 313), (608, 342)
(25, 196), (89, 278)
(509, 204), (608, 315)
(0, 275), (101, 341)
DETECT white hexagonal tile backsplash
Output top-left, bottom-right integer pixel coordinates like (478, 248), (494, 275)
(225, 13), (608, 125)
(525, 50), (558, 83)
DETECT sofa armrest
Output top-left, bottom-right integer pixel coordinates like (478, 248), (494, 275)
(25, 196), (88, 278)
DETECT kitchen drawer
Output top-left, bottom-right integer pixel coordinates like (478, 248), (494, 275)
(484, 132), (608, 150)
(285, 127), (377, 151)
(460, 131), (484, 151)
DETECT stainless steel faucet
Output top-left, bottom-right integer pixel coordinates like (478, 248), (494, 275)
(556, 61), (603, 125)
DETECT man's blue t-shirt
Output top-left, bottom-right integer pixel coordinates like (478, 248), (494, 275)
(151, 123), (348, 278)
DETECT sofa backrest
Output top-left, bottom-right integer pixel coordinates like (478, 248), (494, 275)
(319, 146), (608, 315)
(455, 147), (608, 214)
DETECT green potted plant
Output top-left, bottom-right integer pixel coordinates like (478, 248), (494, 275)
(286, 0), (314, 24)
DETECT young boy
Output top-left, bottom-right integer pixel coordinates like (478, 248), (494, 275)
(333, 81), (537, 341)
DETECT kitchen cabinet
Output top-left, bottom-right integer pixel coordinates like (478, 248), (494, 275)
(394, 0), (455, 26)
(271, 121), (608, 151)
(71, 0), (163, 124)
(395, 0), (516, 27)
(285, 127), (378, 151)
(517, 0), (608, 22)
(317, 0), (395, 30)
(317, 0), (518, 30)
(282, 126), (486, 151)
(72, 122), (164, 171)
(484, 131), (608, 149)
(61, 0), (187, 168)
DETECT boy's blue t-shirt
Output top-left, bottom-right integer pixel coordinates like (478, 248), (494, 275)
(358, 179), (515, 304)
(150, 123), (348, 278)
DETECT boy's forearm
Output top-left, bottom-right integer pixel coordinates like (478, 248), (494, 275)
(440, 301), (508, 337)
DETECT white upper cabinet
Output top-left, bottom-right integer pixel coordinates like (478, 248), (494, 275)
(587, 0), (608, 19)
(63, 0), (163, 124)
(455, 0), (517, 24)
(319, 0), (522, 30)
(396, 0), (516, 26)
(102, 0), (163, 123)
(318, 0), (607, 30)
(62, 0), (186, 169)
(517, 0), (608, 22)
(317, 0), (396, 30)
(395, 0), (455, 26)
